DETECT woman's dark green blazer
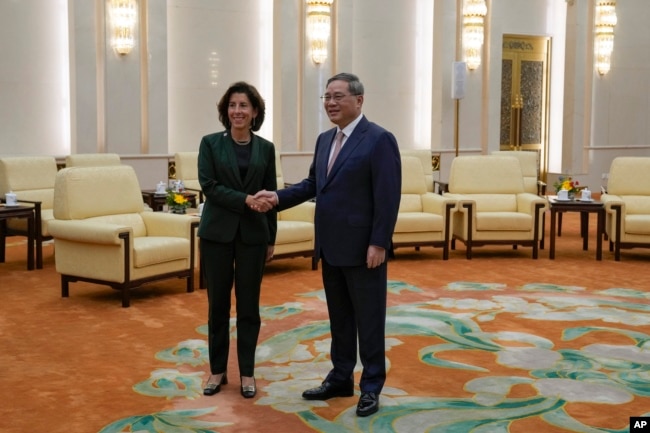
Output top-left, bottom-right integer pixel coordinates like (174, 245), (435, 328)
(197, 131), (277, 246)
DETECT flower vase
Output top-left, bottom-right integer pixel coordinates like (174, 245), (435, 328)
(568, 192), (576, 201)
(171, 207), (186, 214)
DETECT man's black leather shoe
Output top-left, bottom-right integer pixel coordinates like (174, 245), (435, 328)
(302, 380), (354, 400)
(356, 392), (379, 417)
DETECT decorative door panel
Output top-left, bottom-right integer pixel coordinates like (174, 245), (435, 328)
(500, 35), (551, 179)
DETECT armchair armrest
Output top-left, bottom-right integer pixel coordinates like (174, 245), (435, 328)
(47, 220), (130, 245)
(537, 180), (547, 196)
(600, 193), (625, 211)
(141, 212), (200, 238)
(443, 193), (472, 207)
(516, 193), (548, 214)
(421, 193), (457, 215)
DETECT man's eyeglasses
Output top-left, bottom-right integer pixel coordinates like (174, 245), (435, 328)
(320, 93), (356, 103)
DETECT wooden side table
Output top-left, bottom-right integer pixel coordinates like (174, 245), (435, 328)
(0, 204), (35, 270)
(141, 190), (197, 212)
(549, 197), (605, 260)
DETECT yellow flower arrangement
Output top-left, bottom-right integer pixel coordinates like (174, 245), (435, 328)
(553, 175), (580, 194)
(166, 189), (190, 213)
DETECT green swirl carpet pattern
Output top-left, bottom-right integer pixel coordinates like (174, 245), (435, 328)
(99, 281), (650, 433)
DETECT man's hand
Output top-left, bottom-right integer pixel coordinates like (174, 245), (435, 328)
(246, 194), (273, 212)
(253, 190), (278, 211)
(366, 245), (386, 268)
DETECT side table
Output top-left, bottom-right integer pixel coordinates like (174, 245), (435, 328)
(549, 197), (604, 260)
(0, 205), (35, 270)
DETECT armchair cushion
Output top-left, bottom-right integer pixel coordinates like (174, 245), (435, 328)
(622, 196), (650, 215)
(399, 149), (435, 193)
(491, 150), (543, 195)
(54, 165), (145, 219)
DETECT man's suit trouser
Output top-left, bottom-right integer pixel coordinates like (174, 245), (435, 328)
(321, 258), (387, 394)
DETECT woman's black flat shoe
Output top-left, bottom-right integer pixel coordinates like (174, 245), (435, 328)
(203, 372), (228, 396)
(240, 377), (256, 398)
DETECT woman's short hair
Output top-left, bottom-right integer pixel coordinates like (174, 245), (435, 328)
(217, 81), (266, 131)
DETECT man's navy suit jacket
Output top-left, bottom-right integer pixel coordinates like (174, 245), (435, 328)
(277, 116), (401, 267)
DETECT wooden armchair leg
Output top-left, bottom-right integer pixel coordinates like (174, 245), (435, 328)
(121, 288), (130, 308)
(61, 275), (70, 297)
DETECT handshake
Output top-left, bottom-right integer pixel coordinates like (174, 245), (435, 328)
(247, 190), (278, 213)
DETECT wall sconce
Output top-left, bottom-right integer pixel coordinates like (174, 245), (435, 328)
(594, 0), (617, 75)
(305, 0), (334, 65)
(108, 0), (137, 55)
(462, 0), (487, 70)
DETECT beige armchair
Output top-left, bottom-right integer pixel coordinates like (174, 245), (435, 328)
(445, 155), (547, 259)
(273, 152), (316, 269)
(65, 153), (121, 167)
(601, 156), (650, 261)
(393, 156), (456, 259)
(174, 151), (203, 203)
(48, 165), (199, 307)
(0, 156), (58, 268)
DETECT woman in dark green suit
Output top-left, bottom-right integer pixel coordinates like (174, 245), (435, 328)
(198, 82), (277, 399)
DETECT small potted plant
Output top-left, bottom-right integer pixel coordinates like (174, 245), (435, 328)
(166, 189), (191, 214)
(553, 175), (580, 200)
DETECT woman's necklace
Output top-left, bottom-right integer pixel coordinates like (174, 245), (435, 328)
(233, 135), (251, 146)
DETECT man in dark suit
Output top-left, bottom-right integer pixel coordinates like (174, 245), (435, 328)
(255, 73), (401, 416)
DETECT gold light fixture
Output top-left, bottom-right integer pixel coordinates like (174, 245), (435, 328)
(462, 0), (487, 71)
(109, 0), (137, 55)
(305, 0), (334, 65)
(594, 0), (617, 75)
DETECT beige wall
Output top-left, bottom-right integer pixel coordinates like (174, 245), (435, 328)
(0, 0), (648, 191)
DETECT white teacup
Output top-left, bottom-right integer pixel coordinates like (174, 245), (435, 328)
(156, 181), (166, 194)
(197, 202), (204, 216)
(557, 189), (569, 200)
(5, 191), (17, 206)
(581, 189), (592, 201)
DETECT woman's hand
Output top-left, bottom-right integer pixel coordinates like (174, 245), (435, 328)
(246, 195), (273, 212)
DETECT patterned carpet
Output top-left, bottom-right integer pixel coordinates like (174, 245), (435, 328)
(1, 212), (649, 433)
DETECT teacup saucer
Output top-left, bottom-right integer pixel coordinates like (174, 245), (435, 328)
(578, 198), (594, 202)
